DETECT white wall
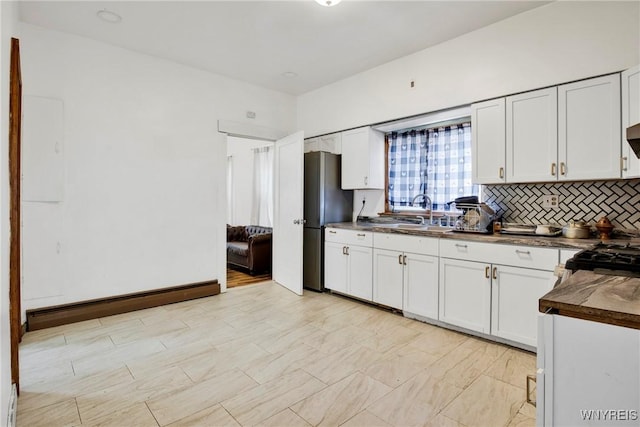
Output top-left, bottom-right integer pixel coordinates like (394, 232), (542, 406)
(19, 23), (296, 306)
(1, 2), (20, 424)
(298, 1), (640, 136)
(226, 136), (273, 226)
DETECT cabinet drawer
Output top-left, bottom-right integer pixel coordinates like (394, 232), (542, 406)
(373, 232), (438, 255)
(439, 239), (493, 262)
(492, 244), (558, 271)
(325, 228), (372, 246)
(440, 239), (558, 270)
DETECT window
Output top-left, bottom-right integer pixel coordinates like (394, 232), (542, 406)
(387, 122), (478, 212)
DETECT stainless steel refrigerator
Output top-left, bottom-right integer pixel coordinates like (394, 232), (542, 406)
(303, 152), (353, 291)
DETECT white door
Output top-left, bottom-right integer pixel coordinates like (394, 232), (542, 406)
(491, 265), (555, 348)
(347, 244), (373, 301)
(622, 65), (640, 178)
(471, 98), (506, 184)
(439, 258), (491, 334)
(372, 248), (404, 309)
(324, 241), (348, 293)
(403, 253), (439, 320)
(558, 74), (621, 181)
(273, 131), (304, 295)
(506, 87), (558, 183)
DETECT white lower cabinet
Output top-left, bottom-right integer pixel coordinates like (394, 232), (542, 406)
(373, 249), (438, 314)
(324, 241), (349, 294)
(439, 239), (558, 348)
(403, 253), (439, 319)
(372, 248), (404, 309)
(348, 244), (373, 301)
(491, 265), (556, 347)
(372, 233), (439, 314)
(439, 258), (491, 334)
(324, 228), (373, 301)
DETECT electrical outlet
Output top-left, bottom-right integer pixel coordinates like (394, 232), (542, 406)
(541, 194), (560, 209)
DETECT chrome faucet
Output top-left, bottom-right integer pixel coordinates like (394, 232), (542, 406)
(411, 194), (433, 225)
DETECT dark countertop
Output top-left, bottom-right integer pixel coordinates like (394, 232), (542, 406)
(325, 221), (636, 250)
(539, 270), (640, 330)
(328, 221), (640, 329)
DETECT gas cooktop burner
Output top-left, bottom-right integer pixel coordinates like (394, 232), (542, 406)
(566, 242), (640, 274)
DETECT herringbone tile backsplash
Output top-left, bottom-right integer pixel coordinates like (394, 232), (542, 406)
(483, 180), (640, 230)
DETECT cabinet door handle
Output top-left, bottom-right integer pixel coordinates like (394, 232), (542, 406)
(342, 246), (346, 255)
(499, 167), (504, 179)
(398, 254), (403, 265)
(551, 162), (556, 176)
(492, 266), (498, 280)
(560, 162), (566, 176)
(455, 244), (468, 249)
(364, 176), (368, 186)
(345, 247), (349, 256)
(515, 250), (531, 255)
(622, 157), (628, 172)
(329, 230), (337, 234)
(403, 255), (407, 265)
(357, 233), (366, 237)
(485, 266), (490, 279)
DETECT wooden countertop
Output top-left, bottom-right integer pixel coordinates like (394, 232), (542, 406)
(539, 270), (640, 330)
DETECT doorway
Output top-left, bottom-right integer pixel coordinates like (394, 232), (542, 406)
(226, 136), (274, 287)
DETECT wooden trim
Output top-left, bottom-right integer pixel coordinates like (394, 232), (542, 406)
(9, 37), (22, 393)
(26, 280), (221, 331)
(384, 134), (390, 212)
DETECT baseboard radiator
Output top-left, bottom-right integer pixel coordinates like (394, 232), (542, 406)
(7, 383), (17, 427)
(26, 279), (220, 331)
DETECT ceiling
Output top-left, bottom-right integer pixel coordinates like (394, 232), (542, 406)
(18, 1), (550, 95)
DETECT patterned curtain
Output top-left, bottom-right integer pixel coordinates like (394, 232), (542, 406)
(388, 123), (477, 211)
(425, 123), (477, 210)
(388, 130), (428, 207)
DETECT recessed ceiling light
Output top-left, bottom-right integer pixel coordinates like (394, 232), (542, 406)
(314, 0), (342, 6)
(97, 9), (122, 24)
(282, 71), (298, 78)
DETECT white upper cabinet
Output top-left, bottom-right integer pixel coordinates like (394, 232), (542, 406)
(622, 65), (640, 178)
(318, 133), (342, 154)
(472, 98), (506, 184)
(341, 126), (385, 189)
(506, 87), (558, 183)
(558, 74), (621, 181)
(304, 137), (319, 153)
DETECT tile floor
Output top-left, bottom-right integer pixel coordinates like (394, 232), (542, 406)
(17, 281), (537, 427)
